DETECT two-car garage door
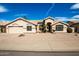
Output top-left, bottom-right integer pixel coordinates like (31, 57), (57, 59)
(8, 26), (23, 33)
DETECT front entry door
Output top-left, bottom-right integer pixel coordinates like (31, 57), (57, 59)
(47, 22), (52, 32)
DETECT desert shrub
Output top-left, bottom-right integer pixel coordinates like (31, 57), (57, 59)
(18, 34), (25, 37)
(67, 27), (73, 33)
(42, 29), (46, 33)
(1, 28), (3, 32)
(42, 25), (47, 33)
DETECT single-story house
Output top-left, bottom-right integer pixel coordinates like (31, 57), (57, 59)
(0, 16), (71, 33)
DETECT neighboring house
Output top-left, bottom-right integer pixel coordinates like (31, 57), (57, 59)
(70, 23), (79, 33)
(0, 22), (9, 33)
(67, 20), (79, 33)
(0, 16), (70, 33)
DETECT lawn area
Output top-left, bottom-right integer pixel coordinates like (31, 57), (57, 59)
(0, 32), (79, 51)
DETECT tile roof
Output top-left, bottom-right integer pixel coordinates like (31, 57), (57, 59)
(0, 22), (9, 26)
(70, 20), (79, 23)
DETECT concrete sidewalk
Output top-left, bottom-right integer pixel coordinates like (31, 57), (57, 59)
(0, 33), (79, 51)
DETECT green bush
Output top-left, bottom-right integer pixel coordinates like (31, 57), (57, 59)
(43, 30), (46, 33)
(67, 27), (73, 33)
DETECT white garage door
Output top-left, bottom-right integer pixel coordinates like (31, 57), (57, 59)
(8, 26), (23, 33)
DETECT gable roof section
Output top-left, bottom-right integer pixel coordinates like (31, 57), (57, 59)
(67, 20), (79, 26)
(5, 17), (37, 26)
(30, 20), (43, 25)
(70, 22), (79, 27)
(52, 21), (69, 26)
(43, 16), (54, 21)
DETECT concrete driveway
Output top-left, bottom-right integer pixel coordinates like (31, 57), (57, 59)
(0, 33), (79, 51)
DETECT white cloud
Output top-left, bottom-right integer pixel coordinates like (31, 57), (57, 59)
(55, 17), (69, 21)
(0, 19), (10, 22)
(0, 5), (8, 12)
(55, 16), (79, 21)
(69, 18), (79, 21)
(72, 15), (79, 19)
(70, 3), (79, 9)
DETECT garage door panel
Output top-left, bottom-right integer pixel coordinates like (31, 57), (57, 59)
(8, 27), (23, 33)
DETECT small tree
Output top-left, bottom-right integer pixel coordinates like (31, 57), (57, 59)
(67, 27), (73, 33)
(42, 24), (46, 33)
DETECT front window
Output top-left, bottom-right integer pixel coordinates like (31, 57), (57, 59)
(27, 26), (32, 31)
(56, 25), (63, 31)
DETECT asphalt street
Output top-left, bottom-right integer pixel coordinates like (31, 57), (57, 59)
(0, 50), (79, 56)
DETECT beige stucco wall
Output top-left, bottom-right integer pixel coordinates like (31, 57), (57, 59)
(36, 24), (41, 33)
(6, 20), (36, 33)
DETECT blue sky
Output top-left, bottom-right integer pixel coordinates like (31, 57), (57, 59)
(0, 3), (79, 21)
